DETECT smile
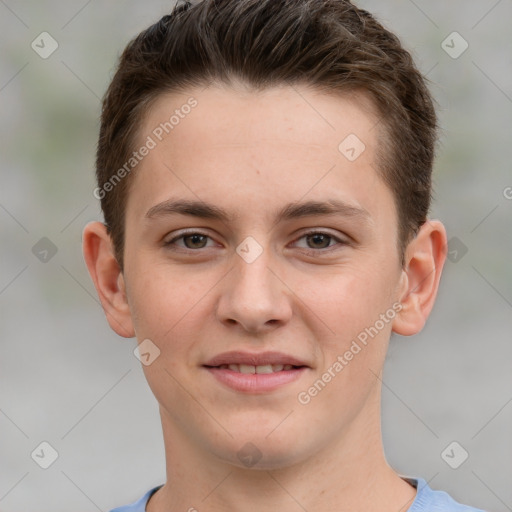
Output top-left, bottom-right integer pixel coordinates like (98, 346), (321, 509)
(203, 365), (308, 393)
(215, 363), (298, 374)
(202, 351), (310, 393)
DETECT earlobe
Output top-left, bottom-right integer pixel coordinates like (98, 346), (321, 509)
(392, 220), (447, 336)
(82, 221), (135, 338)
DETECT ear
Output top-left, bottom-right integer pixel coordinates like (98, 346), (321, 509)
(82, 221), (135, 338)
(392, 219), (447, 336)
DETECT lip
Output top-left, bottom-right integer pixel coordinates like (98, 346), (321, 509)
(204, 366), (308, 393)
(202, 351), (310, 393)
(203, 351), (310, 367)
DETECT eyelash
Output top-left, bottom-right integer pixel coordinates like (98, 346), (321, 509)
(163, 229), (348, 255)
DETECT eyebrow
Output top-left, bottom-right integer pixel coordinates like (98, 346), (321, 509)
(145, 198), (370, 225)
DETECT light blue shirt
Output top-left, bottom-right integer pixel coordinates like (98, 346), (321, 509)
(109, 477), (487, 511)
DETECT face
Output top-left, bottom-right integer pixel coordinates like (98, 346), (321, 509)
(121, 84), (406, 468)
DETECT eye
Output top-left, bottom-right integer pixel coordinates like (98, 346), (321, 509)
(163, 229), (349, 254)
(164, 230), (216, 250)
(292, 230), (348, 253)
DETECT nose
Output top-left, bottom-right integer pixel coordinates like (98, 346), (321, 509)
(215, 241), (293, 334)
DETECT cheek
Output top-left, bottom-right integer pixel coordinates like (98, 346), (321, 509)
(128, 262), (208, 338)
(303, 264), (397, 381)
(129, 269), (213, 406)
(298, 265), (389, 333)
(297, 275), (394, 419)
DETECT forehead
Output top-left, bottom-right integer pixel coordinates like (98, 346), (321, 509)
(126, 84), (393, 228)
(143, 83), (379, 151)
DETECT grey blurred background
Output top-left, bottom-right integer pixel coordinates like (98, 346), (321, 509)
(1, 1), (511, 510)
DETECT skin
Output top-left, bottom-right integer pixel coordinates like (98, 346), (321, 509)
(83, 83), (447, 512)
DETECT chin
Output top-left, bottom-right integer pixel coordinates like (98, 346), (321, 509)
(209, 430), (312, 471)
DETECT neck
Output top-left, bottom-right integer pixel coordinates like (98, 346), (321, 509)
(147, 386), (417, 512)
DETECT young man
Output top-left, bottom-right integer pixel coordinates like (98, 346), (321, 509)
(83, 1), (486, 510)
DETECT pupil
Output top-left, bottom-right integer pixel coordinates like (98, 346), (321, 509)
(186, 234), (207, 248)
(183, 234), (330, 250)
(308, 233), (330, 249)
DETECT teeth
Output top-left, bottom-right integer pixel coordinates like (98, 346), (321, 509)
(239, 364), (256, 374)
(223, 364), (292, 373)
(255, 364), (273, 374)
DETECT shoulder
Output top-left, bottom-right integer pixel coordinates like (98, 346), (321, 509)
(406, 477), (487, 512)
(109, 485), (163, 512)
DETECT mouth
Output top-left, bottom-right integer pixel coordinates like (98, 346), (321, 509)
(203, 350), (310, 368)
(202, 351), (310, 393)
(208, 363), (303, 374)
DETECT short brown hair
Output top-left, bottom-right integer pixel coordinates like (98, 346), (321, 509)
(96, 0), (437, 270)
